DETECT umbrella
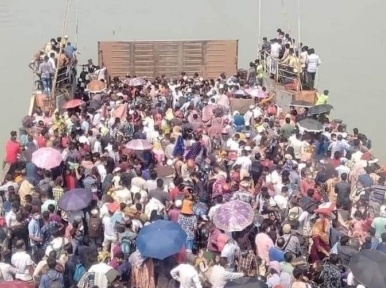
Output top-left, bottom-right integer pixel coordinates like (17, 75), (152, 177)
(234, 89), (247, 96)
(136, 220), (187, 259)
(31, 147), (62, 170)
(0, 282), (35, 288)
(246, 88), (259, 97)
(246, 88), (267, 98)
(289, 99), (314, 108)
(125, 139), (152, 151)
(154, 166), (175, 177)
(349, 249), (386, 288)
(129, 77), (146, 86)
(297, 118), (323, 133)
(225, 277), (268, 288)
(307, 104), (333, 115)
(62, 99), (85, 109)
(58, 188), (92, 211)
(213, 200), (254, 232)
(86, 80), (106, 93)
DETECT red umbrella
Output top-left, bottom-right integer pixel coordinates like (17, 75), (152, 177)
(62, 99), (85, 109)
(0, 281), (35, 288)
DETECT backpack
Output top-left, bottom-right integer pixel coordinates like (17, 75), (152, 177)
(120, 235), (132, 255)
(47, 271), (62, 288)
(73, 263), (86, 282)
(88, 217), (102, 238)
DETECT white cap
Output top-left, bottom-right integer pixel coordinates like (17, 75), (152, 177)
(249, 105), (255, 109)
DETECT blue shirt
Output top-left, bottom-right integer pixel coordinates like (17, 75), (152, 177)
(39, 270), (64, 288)
(269, 247), (285, 262)
(28, 218), (41, 247)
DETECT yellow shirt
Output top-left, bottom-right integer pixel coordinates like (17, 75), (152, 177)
(316, 93), (329, 105)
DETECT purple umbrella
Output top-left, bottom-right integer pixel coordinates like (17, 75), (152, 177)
(58, 188), (92, 211)
(213, 200), (254, 232)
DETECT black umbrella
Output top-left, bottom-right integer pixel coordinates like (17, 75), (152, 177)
(307, 104), (333, 115)
(349, 250), (386, 288)
(297, 118), (323, 133)
(290, 99), (314, 108)
(225, 277), (268, 288)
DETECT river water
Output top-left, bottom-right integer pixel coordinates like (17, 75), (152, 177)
(0, 0), (385, 160)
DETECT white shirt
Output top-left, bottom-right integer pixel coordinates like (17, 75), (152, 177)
(274, 194), (288, 209)
(221, 242), (240, 271)
(270, 43), (282, 58)
(48, 57), (56, 70)
(252, 107), (263, 119)
(306, 54), (321, 73)
(93, 140), (102, 154)
(243, 110), (253, 126)
(88, 262), (112, 288)
(5, 210), (17, 228)
(335, 165), (350, 178)
(102, 215), (116, 237)
(209, 265), (243, 288)
(0, 262), (17, 281)
(288, 136), (305, 160)
(234, 156), (252, 172)
(11, 251), (34, 281)
(170, 263), (202, 288)
(226, 139), (239, 151)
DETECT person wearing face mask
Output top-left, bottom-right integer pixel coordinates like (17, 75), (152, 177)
(28, 208), (43, 262)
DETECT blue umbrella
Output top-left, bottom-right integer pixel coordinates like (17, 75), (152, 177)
(58, 188), (92, 211)
(136, 220), (187, 259)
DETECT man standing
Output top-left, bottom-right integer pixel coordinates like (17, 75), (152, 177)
(38, 55), (54, 98)
(305, 48), (321, 89)
(170, 255), (202, 288)
(4, 131), (21, 177)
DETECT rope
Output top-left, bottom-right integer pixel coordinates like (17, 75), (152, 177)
(75, 0), (80, 48)
(257, 0), (261, 58)
(51, 0), (72, 106)
(280, 0), (291, 36)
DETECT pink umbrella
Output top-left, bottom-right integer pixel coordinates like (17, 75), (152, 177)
(125, 139), (152, 151)
(246, 88), (259, 97)
(32, 147), (63, 169)
(246, 88), (267, 98)
(213, 200), (254, 232)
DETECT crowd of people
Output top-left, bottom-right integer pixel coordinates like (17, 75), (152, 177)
(1, 29), (384, 288)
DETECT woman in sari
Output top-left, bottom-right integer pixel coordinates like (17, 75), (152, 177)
(310, 214), (331, 263)
(129, 250), (156, 288)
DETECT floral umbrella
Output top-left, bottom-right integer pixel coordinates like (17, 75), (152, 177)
(125, 139), (152, 151)
(213, 200), (254, 232)
(129, 77), (146, 86)
(31, 147), (63, 170)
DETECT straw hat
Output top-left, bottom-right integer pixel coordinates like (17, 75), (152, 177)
(181, 199), (194, 215)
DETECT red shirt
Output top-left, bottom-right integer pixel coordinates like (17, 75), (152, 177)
(36, 136), (46, 148)
(5, 140), (20, 164)
(330, 158), (340, 168)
